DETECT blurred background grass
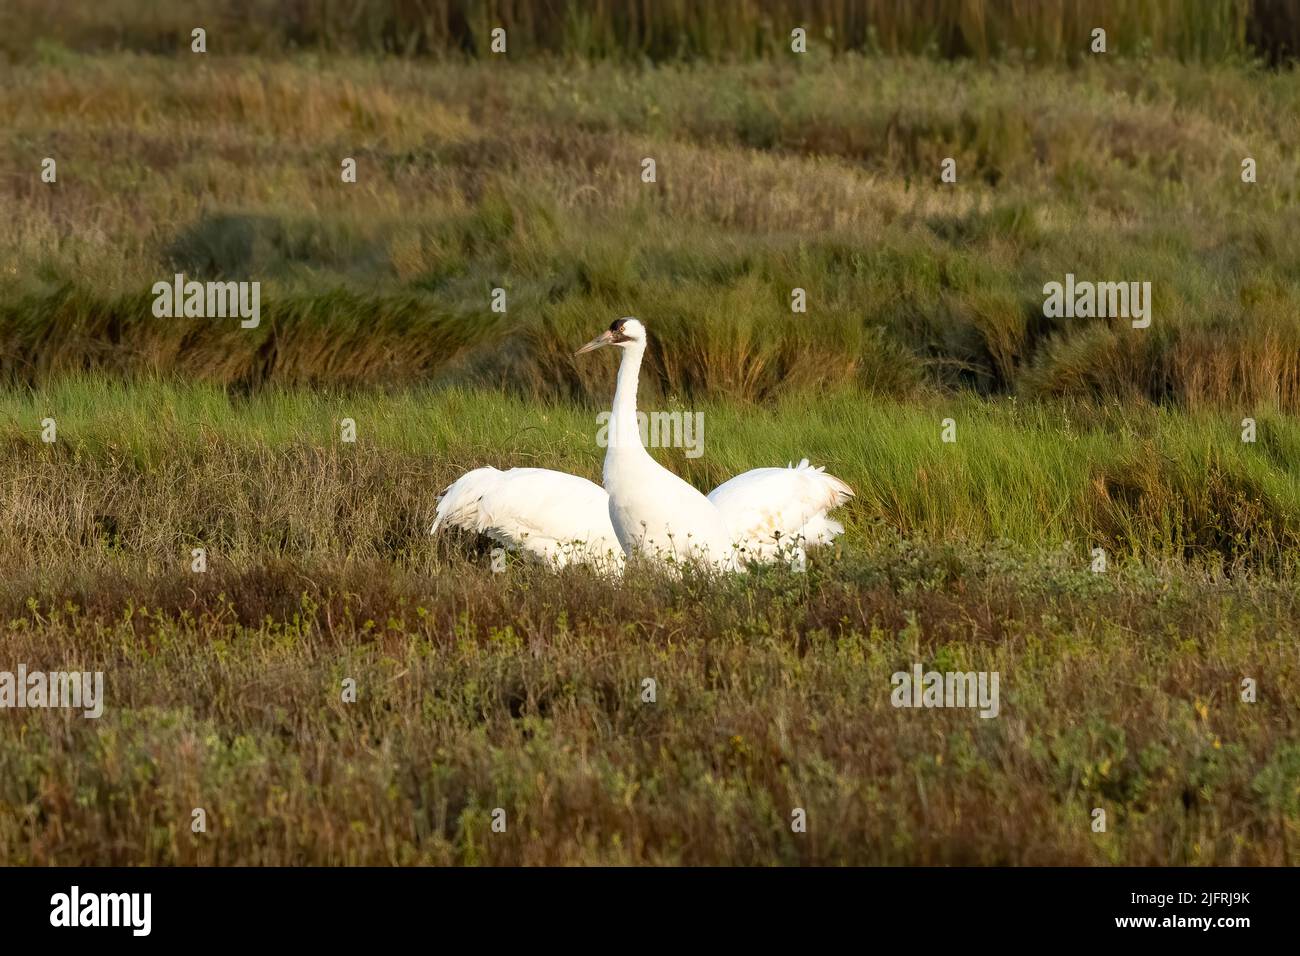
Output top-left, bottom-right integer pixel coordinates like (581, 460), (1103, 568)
(4, 0), (1299, 64)
(1, 53), (1298, 408)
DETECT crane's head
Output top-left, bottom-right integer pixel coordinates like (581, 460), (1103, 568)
(575, 317), (645, 356)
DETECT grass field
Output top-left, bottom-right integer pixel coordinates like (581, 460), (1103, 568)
(3, 533), (1298, 865)
(2, 35), (1299, 864)
(3, 55), (1299, 404)
(1, 378), (1298, 864)
(5, 0), (1297, 64)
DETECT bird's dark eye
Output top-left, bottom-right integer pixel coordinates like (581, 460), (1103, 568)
(608, 319), (625, 333)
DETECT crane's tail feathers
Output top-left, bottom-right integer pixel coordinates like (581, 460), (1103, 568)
(431, 466), (502, 536)
(791, 458), (855, 509)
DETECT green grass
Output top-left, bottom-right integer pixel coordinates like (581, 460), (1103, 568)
(3, 377), (1300, 572)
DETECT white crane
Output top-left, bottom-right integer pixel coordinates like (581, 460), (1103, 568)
(430, 466), (623, 570)
(432, 317), (854, 573)
(577, 318), (736, 569)
(575, 317), (854, 569)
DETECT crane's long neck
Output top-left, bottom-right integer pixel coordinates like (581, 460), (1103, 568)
(609, 341), (650, 460)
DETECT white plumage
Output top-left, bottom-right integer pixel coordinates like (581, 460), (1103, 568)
(434, 316), (855, 574)
(579, 319), (734, 569)
(708, 459), (855, 564)
(431, 466), (623, 569)
(576, 317), (854, 571)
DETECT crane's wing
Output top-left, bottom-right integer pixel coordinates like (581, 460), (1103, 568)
(432, 467), (622, 567)
(708, 459), (854, 562)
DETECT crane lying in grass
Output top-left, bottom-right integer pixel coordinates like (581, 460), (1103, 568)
(430, 466), (625, 569)
(432, 317), (853, 571)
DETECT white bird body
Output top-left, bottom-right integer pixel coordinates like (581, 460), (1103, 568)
(604, 455), (737, 569)
(708, 459), (854, 563)
(595, 324), (735, 569)
(431, 466), (622, 569)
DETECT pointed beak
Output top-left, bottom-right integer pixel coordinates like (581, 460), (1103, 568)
(574, 330), (614, 356)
